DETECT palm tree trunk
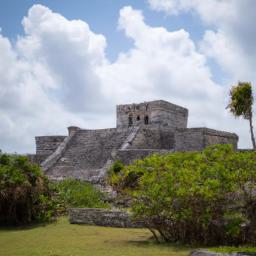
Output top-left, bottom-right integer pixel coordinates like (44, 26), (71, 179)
(249, 113), (256, 149)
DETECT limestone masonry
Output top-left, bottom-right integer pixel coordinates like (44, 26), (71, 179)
(32, 100), (238, 182)
(69, 208), (143, 228)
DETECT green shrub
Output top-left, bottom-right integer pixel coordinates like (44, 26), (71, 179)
(109, 145), (256, 245)
(51, 178), (109, 211)
(0, 152), (55, 225)
(110, 160), (124, 174)
(107, 160), (125, 190)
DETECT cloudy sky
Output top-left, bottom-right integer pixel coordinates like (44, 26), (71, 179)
(0, 0), (255, 153)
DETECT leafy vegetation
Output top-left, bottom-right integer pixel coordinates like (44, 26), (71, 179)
(107, 160), (126, 191)
(0, 152), (54, 225)
(0, 150), (108, 225)
(0, 217), (190, 256)
(108, 145), (256, 245)
(51, 178), (109, 212)
(108, 160), (125, 175)
(227, 81), (255, 149)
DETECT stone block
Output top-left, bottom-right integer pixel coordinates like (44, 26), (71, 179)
(69, 208), (144, 228)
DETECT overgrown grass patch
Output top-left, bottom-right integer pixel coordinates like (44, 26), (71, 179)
(0, 217), (190, 256)
(50, 178), (109, 213)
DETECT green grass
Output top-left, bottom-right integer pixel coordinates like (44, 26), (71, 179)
(0, 217), (190, 256)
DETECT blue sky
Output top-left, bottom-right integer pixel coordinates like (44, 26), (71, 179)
(0, 0), (206, 61)
(0, 0), (255, 152)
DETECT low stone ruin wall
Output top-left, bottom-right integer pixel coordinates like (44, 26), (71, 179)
(69, 208), (144, 228)
(174, 128), (238, 152)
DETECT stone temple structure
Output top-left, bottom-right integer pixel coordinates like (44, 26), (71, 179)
(32, 100), (238, 183)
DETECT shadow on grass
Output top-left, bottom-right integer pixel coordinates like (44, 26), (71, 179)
(0, 218), (58, 231)
(119, 238), (193, 252)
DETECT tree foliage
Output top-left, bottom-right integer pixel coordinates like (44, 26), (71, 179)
(227, 81), (255, 149)
(108, 145), (256, 245)
(0, 152), (54, 225)
(227, 82), (253, 119)
(0, 152), (109, 225)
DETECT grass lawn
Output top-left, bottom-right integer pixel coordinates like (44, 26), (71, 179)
(0, 217), (191, 256)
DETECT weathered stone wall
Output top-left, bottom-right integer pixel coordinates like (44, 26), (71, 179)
(128, 126), (175, 149)
(149, 100), (188, 129)
(116, 100), (188, 129)
(174, 128), (238, 151)
(27, 154), (46, 164)
(116, 149), (170, 165)
(204, 129), (238, 150)
(35, 136), (66, 162)
(69, 208), (144, 228)
(174, 128), (204, 151)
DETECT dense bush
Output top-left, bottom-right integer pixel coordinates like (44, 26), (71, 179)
(0, 151), (109, 225)
(51, 178), (109, 212)
(0, 152), (54, 225)
(109, 160), (124, 175)
(107, 160), (125, 191)
(108, 145), (256, 245)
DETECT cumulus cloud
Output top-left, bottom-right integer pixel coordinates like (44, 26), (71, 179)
(0, 4), (252, 153)
(100, 6), (221, 107)
(148, 0), (256, 82)
(148, 0), (236, 24)
(18, 4), (109, 112)
(0, 4), (111, 153)
(0, 32), (88, 153)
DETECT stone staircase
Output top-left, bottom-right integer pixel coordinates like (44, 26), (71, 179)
(120, 126), (140, 150)
(46, 128), (132, 181)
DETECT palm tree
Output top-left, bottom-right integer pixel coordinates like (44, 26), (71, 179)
(227, 81), (256, 149)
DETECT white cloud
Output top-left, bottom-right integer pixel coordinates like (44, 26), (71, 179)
(148, 0), (236, 24)
(0, 4), (252, 153)
(100, 6), (221, 103)
(0, 5), (111, 153)
(148, 0), (256, 81)
(18, 4), (109, 112)
(200, 30), (252, 82)
(0, 32), (88, 153)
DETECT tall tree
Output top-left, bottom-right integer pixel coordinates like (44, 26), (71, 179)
(227, 82), (255, 149)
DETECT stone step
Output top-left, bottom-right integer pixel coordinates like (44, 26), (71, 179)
(47, 128), (132, 180)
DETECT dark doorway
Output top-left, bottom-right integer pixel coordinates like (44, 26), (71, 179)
(128, 115), (133, 127)
(144, 115), (149, 125)
(136, 115), (140, 121)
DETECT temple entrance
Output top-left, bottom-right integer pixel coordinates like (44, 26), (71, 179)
(144, 115), (149, 125)
(128, 115), (133, 127)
